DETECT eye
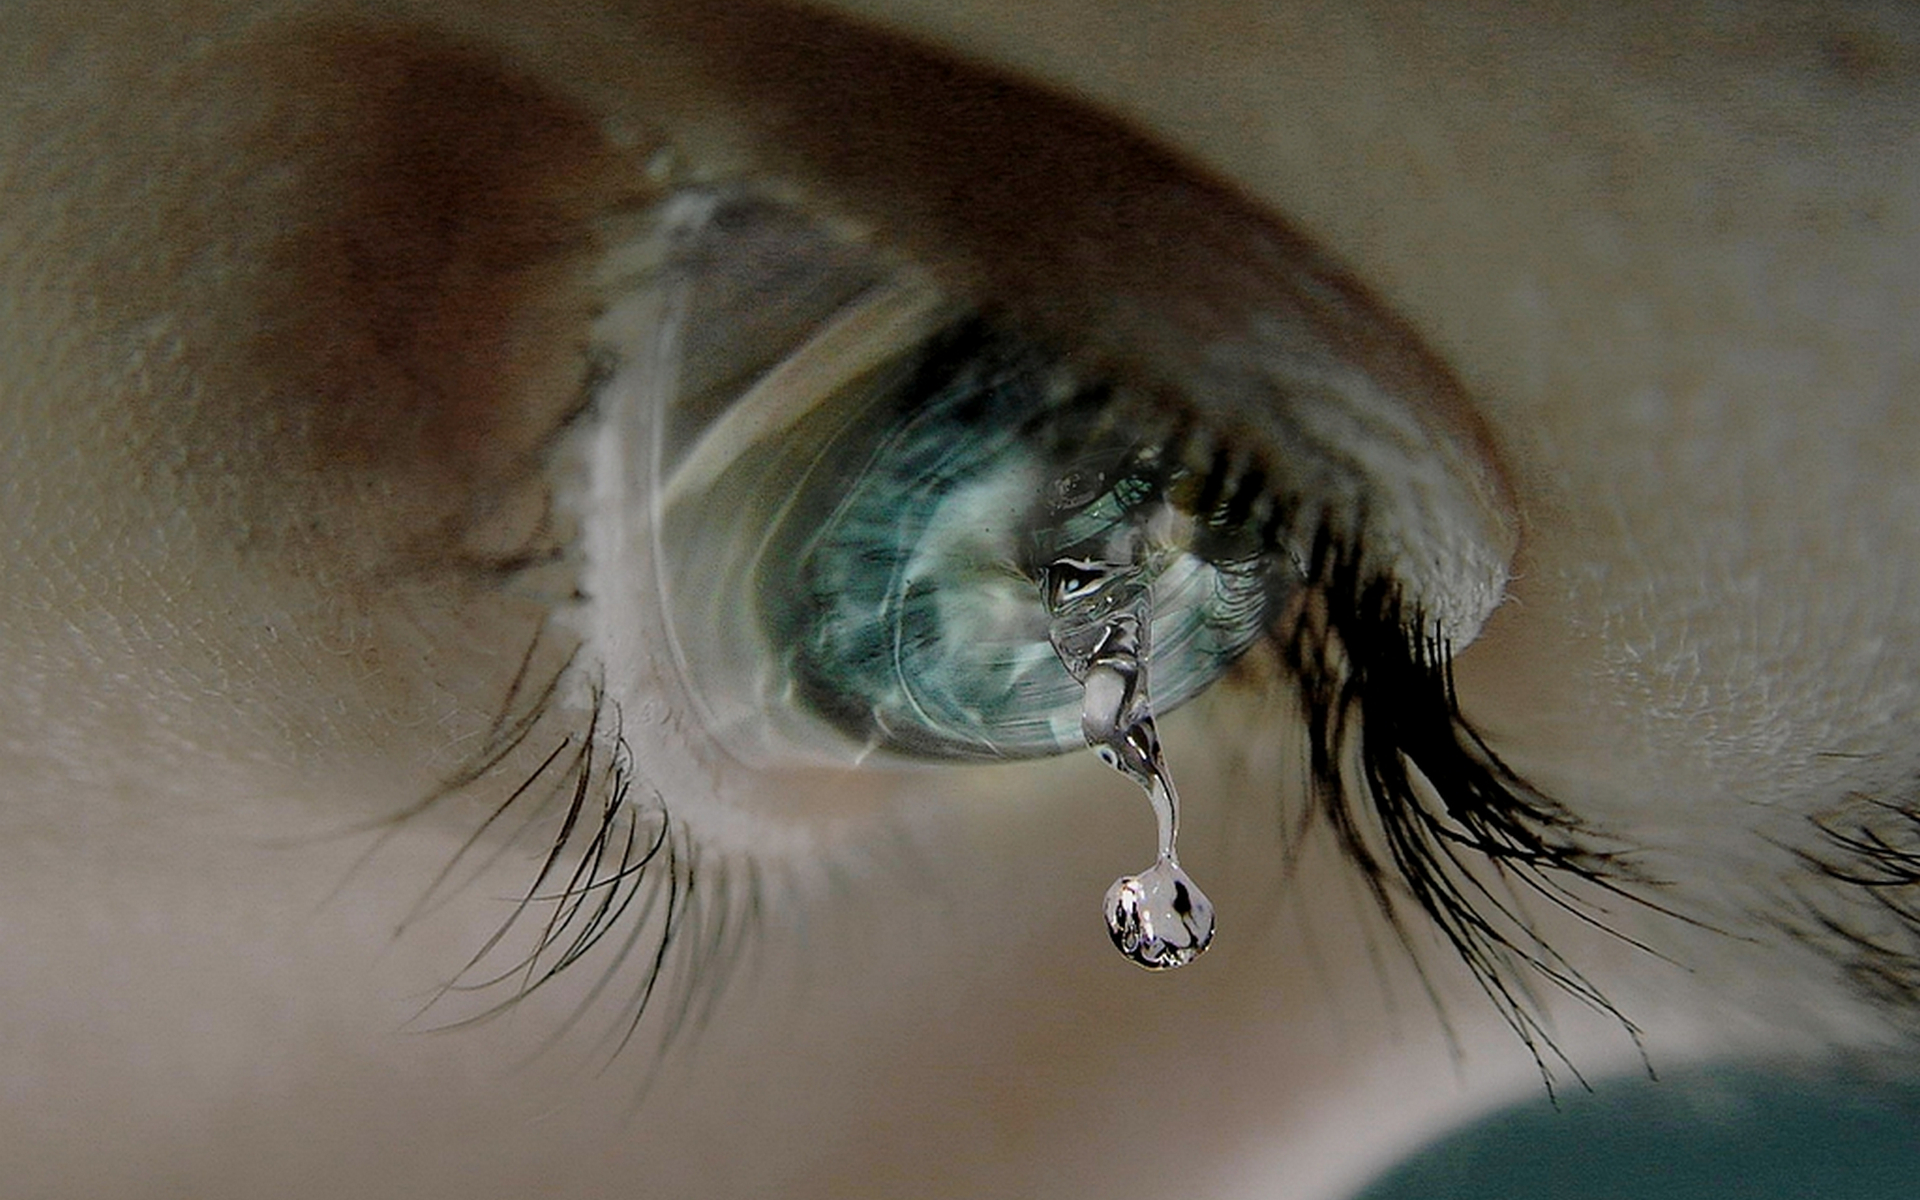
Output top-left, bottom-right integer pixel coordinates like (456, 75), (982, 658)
(397, 4), (1670, 1080)
(632, 194), (1279, 766)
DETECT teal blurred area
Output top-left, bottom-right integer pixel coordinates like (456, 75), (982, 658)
(1353, 1065), (1920, 1200)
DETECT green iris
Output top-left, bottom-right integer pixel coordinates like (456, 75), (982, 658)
(760, 323), (1279, 759)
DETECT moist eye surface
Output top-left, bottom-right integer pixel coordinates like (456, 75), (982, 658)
(578, 173), (1639, 1014)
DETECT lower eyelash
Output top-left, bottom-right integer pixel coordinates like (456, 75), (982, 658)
(402, 528), (1671, 1087)
(387, 619), (764, 1067)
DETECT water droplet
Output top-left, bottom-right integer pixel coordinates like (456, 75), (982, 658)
(1106, 858), (1214, 970)
(1043, 549), (1215, 970)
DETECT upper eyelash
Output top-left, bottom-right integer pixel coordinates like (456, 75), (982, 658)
(1280, 522), (1668, 1092)
(1065, 337), (1679, 1085)
(1784, 797), (1920, 1024)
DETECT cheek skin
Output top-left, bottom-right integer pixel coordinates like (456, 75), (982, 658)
(1360, 14), (1920, 872)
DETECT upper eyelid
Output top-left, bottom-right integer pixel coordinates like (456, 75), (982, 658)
(576, 4), (1402, 378)
(634, 1), (1352, 376)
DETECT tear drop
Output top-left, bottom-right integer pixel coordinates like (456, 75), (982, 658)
(1106, 858), (1214, 971)
(1044, 551), (1215, 970)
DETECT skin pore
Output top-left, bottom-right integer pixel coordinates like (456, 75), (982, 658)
(3, 1), (1919, 1197)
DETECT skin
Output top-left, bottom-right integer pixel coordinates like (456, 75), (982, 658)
(2, 1), (1917, 1197)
